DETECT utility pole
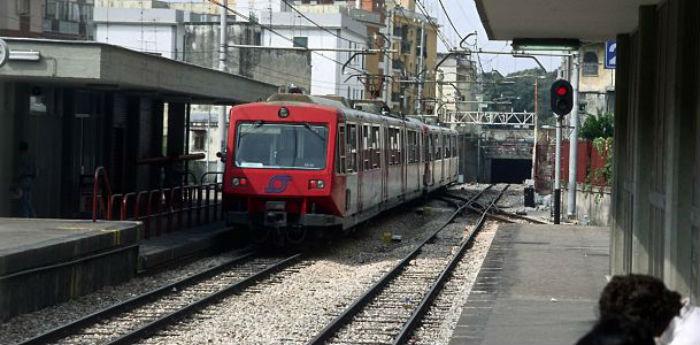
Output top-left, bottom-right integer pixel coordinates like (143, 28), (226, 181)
(531, 78), (538, 181)
(566, 52), (580, 219)
(217, 0), (227, 172)
(383, 8), (394, 107)
(415, 20), (425, 114)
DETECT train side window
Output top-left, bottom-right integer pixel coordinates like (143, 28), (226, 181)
(445, 134), (450, 158)
(442, 135), (451, 158)
(408, 130), (417, 163)
(388, 128), (397, 165)
(347, 124), (358, 173)
(362, 125), (370, 171)
(395, 129), (402, 165)
(453, 136), (458, 157)
(425, 133), (431, 162)
(337, 124), (346, 174)
(435, 135), (441, 160)
(386, 127), (392, 166)
(371, 125), (381, 169)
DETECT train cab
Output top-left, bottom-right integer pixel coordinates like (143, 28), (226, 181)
(222, 94), (345, 243)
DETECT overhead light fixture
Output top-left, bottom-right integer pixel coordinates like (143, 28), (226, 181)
(9, 50), (41, 62)
(512, 38), (580, 52)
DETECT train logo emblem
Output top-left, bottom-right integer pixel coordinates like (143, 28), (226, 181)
(265, 175), (292, 193)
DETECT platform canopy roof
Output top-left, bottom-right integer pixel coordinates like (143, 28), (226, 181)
(475, 0), (663, 41)
(0, 38), (278, 104)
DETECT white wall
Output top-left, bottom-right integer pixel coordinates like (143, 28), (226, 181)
(265, 25), (366, 98)
(95, 23), (179, 59)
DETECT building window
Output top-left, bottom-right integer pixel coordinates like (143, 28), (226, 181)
(254, 32), (262, 46)
(293, 36), (308, 48)
(583, 51), (599, 76)
(192, 130), (206, 151)
(17, 0), (30, 15)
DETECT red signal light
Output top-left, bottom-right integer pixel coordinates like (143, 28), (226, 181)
(556, 86), (568, 96)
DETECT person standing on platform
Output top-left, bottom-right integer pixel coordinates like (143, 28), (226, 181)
(16, 141), (36, 218)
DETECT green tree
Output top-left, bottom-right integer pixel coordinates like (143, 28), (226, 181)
(579, 113), (614, 139)
(479, 68), (558, 125)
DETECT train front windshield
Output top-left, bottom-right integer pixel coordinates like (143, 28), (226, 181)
(235, 122), (328, 170)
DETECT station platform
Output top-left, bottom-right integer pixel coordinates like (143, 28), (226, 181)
(138, 221), (236, 271)
(0, 218), (238, 322)
(0, 218), (141, 321)
(449, 223), (609, 345)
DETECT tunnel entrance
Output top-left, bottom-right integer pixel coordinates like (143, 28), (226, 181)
(491, 159), (532, 184)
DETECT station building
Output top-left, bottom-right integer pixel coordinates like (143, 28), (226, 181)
(0, 38), (277, 219)
(474, 0), (700, 299)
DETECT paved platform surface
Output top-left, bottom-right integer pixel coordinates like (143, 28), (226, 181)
(449, 224), (609, 345)
(0, 218), (141, 321)
(0, 218), (140, 276)
(138, 221), (236, 271)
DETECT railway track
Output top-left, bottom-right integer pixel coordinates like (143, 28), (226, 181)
(19, 251), (302, 345)
(306, 184), (508, 345)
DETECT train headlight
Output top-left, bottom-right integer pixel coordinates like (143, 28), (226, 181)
(278, 107), (290, 118)
(308, 179), (325, 189)
(232, 178), (240, 187)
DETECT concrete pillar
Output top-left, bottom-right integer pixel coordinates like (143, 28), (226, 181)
(610, 34), (631, 275)
(0, 82), (16, 216)
(166, 102), (186, 186)
(630, 6), (657, 274)
(150, 100), (164, 187)
(663, 0), (700, 296)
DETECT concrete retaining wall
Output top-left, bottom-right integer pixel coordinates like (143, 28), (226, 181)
(562, 185), (611, 226)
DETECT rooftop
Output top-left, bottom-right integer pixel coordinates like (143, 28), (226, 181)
(475, 0), (662, 41)
(0, 38), (277, 104)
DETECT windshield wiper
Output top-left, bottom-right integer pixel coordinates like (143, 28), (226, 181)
(303, 122), (326, 141)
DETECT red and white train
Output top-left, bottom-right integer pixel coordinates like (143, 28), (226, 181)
(222, 94), (459, 244)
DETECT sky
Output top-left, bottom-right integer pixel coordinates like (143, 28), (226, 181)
(422, 0), (563, 74)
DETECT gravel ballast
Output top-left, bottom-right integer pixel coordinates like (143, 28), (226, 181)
(1, 183), (514, 345)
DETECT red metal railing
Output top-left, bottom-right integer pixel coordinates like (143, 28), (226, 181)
(92, 167), (113, 222)
(92, 167), (224, 238)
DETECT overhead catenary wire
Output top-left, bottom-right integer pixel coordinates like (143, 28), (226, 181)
(411, 0), (453, 50)
(207, 0), (364, 74)
(278, 0), (365, 46)
(435, 0), (462, 41)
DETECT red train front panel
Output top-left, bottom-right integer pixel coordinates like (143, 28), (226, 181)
(222, 102), (346, 234)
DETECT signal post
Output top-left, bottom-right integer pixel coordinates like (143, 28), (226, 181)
(550, 79), (574, 224)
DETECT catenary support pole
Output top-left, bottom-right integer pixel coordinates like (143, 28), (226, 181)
(531, 78), (538, 180)
(383, 8), (394, 107)
(554, 114), (562, 224)
(567, 52), (580, 218)
(415, 21), (425, 114)
(217, 0), (228, 173)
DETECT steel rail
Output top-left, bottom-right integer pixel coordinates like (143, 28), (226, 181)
(19, 249), (299, 345)
(443, 191), (548, 224)
(392, 185), (510, 345)
(305, 184), (495, 345)
(105, 253), (302, 345)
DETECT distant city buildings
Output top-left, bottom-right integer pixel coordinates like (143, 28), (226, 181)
(560, 42), (616, 118)
(0, 0), (95, 39)
(435, 52), (478, 116)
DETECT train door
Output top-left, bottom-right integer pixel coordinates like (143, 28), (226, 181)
(440, 133), (445, 183)
(382, 123), (389, 204)
(401, 125), (407, 197)
(429, 134), (440, 186)
(422, 129), (432, 188)
(348, 123), (360, 214)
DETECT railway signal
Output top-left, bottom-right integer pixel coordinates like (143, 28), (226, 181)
(550, 79), (574, 117)
(549, 79), (574, 224)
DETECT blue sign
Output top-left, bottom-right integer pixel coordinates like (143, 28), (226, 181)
(605, 40), (617, 69)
